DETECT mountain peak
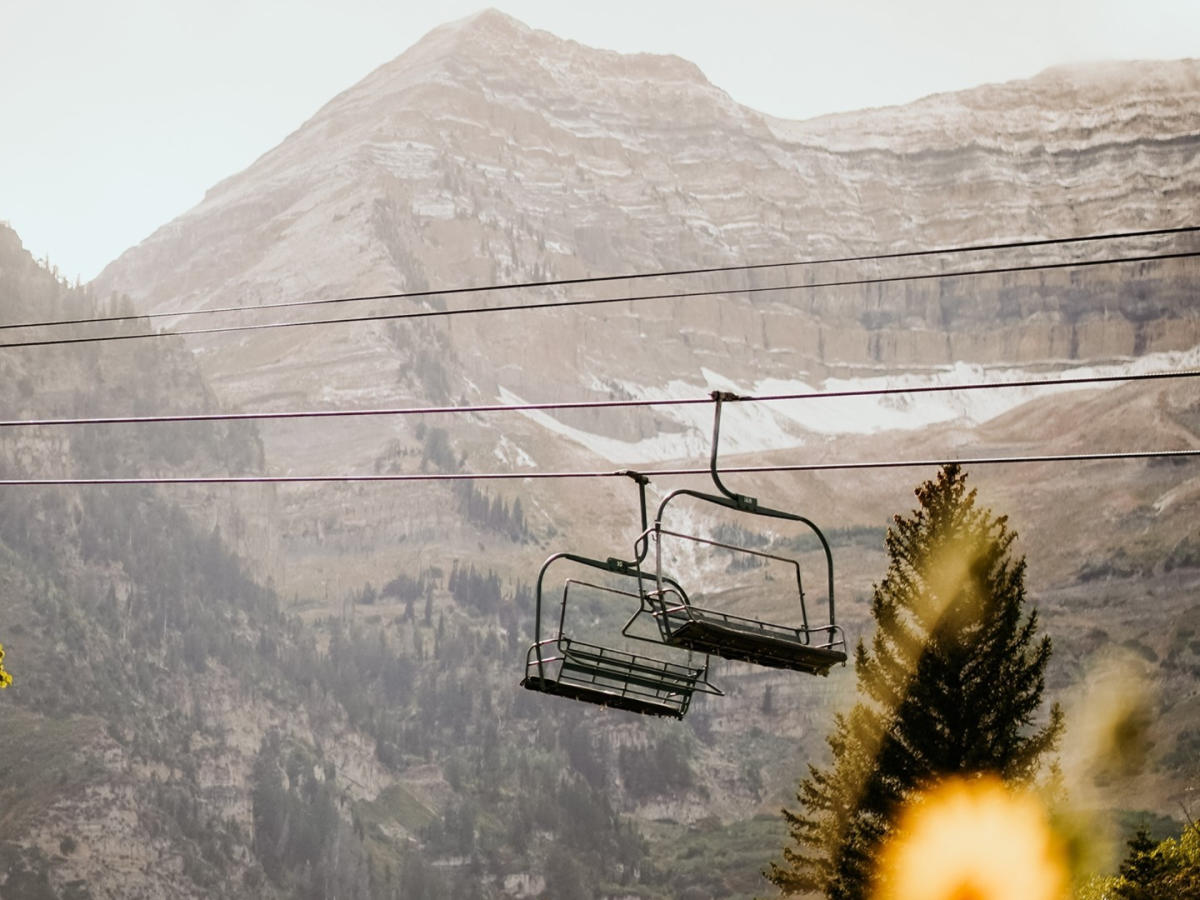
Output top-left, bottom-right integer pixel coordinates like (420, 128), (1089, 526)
(410, 6), (536, 59)
(438, 7), (529, 37)
(399, 7), (709, 88)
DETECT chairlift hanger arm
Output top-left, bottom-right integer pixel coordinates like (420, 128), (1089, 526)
(706, 390), (822, 517)
(699, 391), (837, 624)
(527, 472), (657, 684)
(617, 469), (653, 564)
(709, 391), (754, 509)
(706, 391), (823, 519)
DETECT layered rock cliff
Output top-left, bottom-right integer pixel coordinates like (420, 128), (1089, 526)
(94, 10), (1200, 447)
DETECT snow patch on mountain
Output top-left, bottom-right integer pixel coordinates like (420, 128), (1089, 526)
(501, 346), (1200, 464)
(493, 434), (536, 468)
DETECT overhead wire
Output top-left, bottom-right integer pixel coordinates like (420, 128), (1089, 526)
(3, 227), (1195, 487)
(2, 223), (1197, 333)
(2, 247), (1198, 351)
(2, 368), (1198, 430)
(2, 448), (1197, 487)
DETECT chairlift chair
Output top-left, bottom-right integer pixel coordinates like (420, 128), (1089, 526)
(637, 393), (849, 676)
(521, 473), (722, 719)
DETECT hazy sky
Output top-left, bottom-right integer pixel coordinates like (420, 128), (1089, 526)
(2, 0), (1196, 284)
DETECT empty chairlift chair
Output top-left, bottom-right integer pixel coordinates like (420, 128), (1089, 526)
(521, 474), (722, 719)
(637, 393), (849, 676)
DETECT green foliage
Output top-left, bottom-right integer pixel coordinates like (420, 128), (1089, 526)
(543, 844), (591, 900)
(453, 481), (529, 541)
(250, 733), (359, 893)
(0, 230), (283, 897)
(642, 814), (786, 899)
(419, 426), (458, 472)
(1164, 727), (1200, 774)
(1079, 823), (1200, 899)
(768, 464), (1064, 899)
(447, 561), (504, 613)
(619, 730), (696, 800)
(1117, 828), (1165, 898)
(711, 523), (887, 555)
(417, 427), (529, 540)
(358, 784), (436, 838)
(0, 710), (102, 842)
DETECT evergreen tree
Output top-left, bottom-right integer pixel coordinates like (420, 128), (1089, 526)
(767, 464), (1063, 899)
(1116, 828), (1167, 900)
(1080, 822), (1200, 899)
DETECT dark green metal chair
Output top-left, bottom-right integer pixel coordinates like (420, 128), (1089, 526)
(637, 393), (848, 676)
(521, 475), (721, 718)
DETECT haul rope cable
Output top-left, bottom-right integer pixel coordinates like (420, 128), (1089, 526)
(3, 224), (1196, 333)
(2, 368), (1198, 430)
(2, 449), (1198, 487)
(2, 248), (1198, 351)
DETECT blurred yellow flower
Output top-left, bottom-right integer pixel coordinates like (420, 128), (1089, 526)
(0, 642), (12, 688)
(873, 776), (1068, 900)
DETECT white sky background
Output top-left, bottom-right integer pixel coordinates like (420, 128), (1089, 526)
(1, 0), (1196, 284)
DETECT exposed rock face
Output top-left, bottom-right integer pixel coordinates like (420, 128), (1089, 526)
(93, 10), (1200, 447)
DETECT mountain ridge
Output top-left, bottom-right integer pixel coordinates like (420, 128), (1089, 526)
(773, 57), (1200, 150)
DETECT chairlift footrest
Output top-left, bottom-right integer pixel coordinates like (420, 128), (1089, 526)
(521, 638), (701, 717)
(521, 676), (686, 719)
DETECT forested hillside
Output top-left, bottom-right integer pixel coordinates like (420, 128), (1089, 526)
(1, 224), (813, 898)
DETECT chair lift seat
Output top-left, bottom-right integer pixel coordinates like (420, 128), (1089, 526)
(522, 636), (705, 719)
(659, 604), (847, 676)
(521, 477), (721, 718)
